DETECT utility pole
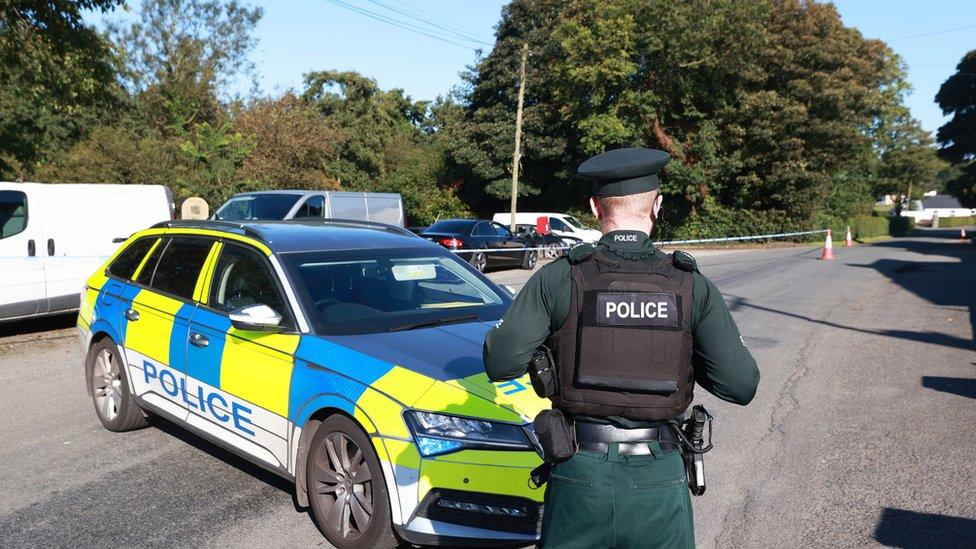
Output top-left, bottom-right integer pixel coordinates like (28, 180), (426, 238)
(509, 42), (528, 234)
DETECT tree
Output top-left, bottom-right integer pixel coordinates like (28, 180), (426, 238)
(451, 0), (927, 234)
(32, 121), (183, 185)
(299, 70), (470, 224)
(177, 121), (254, 204)
(0, 0), (124, 178)
(233, 94), (342, 191)
(111, 0), (262, 134)
(935, 50), (976, 206)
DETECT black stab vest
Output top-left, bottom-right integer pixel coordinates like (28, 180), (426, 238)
(549, 248), (695, 421)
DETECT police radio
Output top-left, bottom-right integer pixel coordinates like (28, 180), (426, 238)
(528, 346), (558, 398)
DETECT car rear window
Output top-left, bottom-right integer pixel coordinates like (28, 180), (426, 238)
(107, 237), (157, 280)
(425, 220), (474, 234)
(138, 237), (213, 300)
(214, 194), (301, 221)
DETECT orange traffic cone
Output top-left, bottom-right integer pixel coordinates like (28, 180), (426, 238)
(820, 229), (835, 260)
(962, 227), (968, 240)
(845, 225), (853, 247)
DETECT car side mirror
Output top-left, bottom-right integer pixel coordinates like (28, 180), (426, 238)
(229, 304), (284, 332)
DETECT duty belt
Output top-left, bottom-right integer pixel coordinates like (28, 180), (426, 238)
(575, 422), (678, 456)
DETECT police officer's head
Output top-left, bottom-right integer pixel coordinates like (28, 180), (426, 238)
(577, 147), (670, 234)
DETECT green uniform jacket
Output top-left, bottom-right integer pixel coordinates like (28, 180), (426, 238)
(484, 230), (760, 417)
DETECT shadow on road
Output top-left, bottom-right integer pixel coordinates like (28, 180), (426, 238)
(150, 416), (302, 508)
(727, 231), (975, 353)
(873, 507), (976, 548)
(0, 312), (77, 338)
(921, 376), (976, 400)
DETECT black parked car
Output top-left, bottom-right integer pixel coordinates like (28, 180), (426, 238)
(421, 219), (537, 272)
(515, 224), (582, 258)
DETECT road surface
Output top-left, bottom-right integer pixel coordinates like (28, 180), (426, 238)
(0, 229), (973, 547)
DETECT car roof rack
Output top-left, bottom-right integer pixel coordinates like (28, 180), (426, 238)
(152, 218), (419, 241)
(150, 219), (266, 240)
(284, 218), (420, 238)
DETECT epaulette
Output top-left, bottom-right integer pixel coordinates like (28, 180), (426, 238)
(566, 242), (596, 264)
(672, 250), (699, 272)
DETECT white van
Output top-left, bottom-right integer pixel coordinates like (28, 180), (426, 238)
(493, 211), (602, 242)
(0, 182), (173, 322)
(213, 190), (405, 227)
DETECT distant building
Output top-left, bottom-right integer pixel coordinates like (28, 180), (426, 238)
(900, 193), (976, 225)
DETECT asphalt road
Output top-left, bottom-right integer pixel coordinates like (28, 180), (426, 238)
(1, 229), (973, 548)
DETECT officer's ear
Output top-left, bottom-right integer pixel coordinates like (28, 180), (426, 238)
(651, 193), (663, 221)
(589, 195), (603, 221)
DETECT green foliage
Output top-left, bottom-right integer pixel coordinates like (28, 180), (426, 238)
(32, 121), (182, 184)
(851, 216), (888, 239)
(0, 0), (125, 177)
(233, 94), (342, 191)
(450, 0), (939, 234)
(935, 50), (976, 207)
(8, 0), (950, 234)
(300, 70), (471, 224)
(177, 122), (255, 205)
(111, 0), (262, 135)
(888, 216), (915, 236)
(937, 215), (975, 228)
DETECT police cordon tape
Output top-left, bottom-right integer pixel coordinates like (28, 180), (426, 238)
(446, 229), (830, 254)
(0, 230), (832, 258)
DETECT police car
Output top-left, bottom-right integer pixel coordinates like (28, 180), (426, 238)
(76, 219), (548, 547)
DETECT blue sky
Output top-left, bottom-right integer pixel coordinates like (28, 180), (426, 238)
(93, 1), (975, 136)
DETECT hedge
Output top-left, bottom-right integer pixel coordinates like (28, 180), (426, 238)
(824, 215), (915, 241)
(888, 216), (915, 236)
(937, 215), (975, 228)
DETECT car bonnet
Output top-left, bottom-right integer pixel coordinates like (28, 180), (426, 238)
(316, 321), (548, 422)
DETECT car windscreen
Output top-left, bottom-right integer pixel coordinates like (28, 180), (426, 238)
(564, 215), (590, 229)
(284, 249), (509, 335)
(214, 194), (301, 221)
(424, 220), (474, 234)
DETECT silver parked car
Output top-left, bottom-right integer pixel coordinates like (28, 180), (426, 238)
(213, 190), (405, 227)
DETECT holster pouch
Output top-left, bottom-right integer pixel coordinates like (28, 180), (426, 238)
(680, 405), (712, 496)
(533, 409), (575, 463)
(528, 347), (558, 398)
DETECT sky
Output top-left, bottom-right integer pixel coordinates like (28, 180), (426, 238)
(91, 0), (975, 136)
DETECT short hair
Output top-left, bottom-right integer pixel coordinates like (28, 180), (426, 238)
(597, 190), (658, 220)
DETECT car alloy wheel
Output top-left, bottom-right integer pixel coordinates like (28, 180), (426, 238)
(93, 348), (122, 422)
(307, 415), (395, 548)
(86, 339), (148, 432)
(313, 432), (373, 539)
(470, 252), (487, 272)
(545, 243), (561, 259)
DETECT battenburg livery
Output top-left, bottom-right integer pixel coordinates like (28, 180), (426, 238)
(77, 219), (547, 547)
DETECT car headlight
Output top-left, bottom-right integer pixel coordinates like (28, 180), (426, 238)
(404, 410), (534, 457)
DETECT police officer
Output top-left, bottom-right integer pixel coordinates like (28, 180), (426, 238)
(483, 147), (760, 548)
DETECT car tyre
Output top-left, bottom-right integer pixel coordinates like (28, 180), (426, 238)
(307, 414), (396, 549)
(86, 339), (148, 432)
(470, 251), (488, 272)
(520, 250), (537, 270)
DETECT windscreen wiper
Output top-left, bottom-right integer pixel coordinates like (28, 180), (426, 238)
(389, 313), (480, 332)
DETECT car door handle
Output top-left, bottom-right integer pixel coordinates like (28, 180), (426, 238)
(27, 239), (35, 257)
(124, 308), (140, 321)
(189, 333), (209, 348)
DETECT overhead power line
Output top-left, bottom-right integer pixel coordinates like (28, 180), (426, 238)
(322, 0), (489, 50)
(888, 24), (976, 42)
(382, 0), (491, 41)
(364, 0), (493, 46)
